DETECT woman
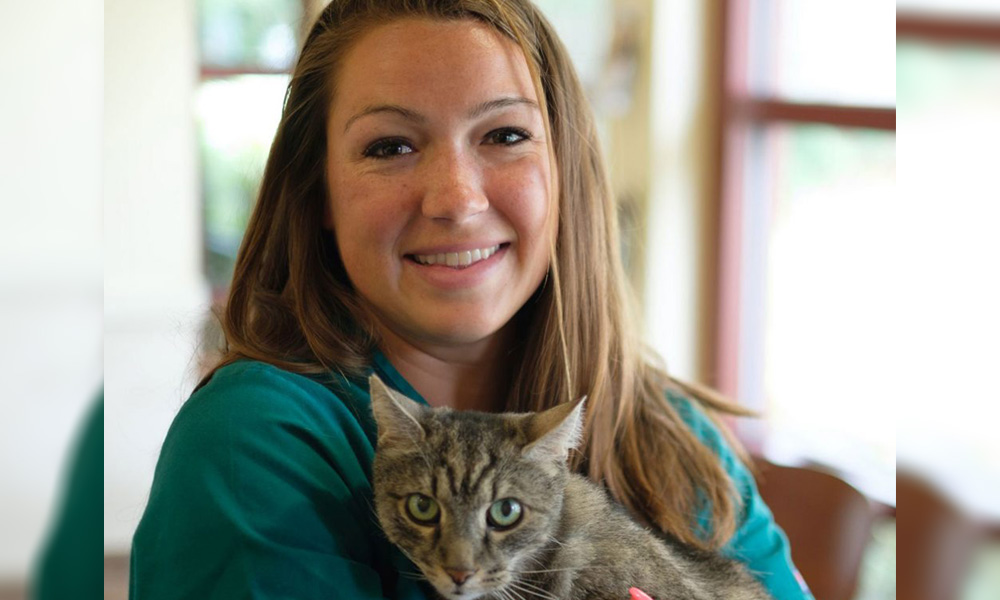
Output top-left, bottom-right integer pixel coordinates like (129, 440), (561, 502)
(130, 1), (812, 598)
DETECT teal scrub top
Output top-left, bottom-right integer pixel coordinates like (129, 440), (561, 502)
(34, 392), (103, 599)
(130, 356), (814, 599)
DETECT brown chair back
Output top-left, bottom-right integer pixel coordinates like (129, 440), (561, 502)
(896, 472), (981, 600)
(754, 459), (875, 600)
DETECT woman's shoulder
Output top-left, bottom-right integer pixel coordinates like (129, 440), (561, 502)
(189, 359), (373, 420)
(145, 359), (381, 542)
(192, 359), (343, 407)
(663, 387), (731, 458)
(133, 360), (406, 598)
(660, 386), (751, 519)
(662, 386), (814, 598)
(163, 359), (379, 466)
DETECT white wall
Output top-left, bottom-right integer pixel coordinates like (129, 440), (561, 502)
(642, 0), (718, 382)
(0, 0), (104, 581)
(0, 0), (207, 579)
(103, 0), (210, 551)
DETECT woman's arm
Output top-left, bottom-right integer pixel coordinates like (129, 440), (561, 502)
(129, 362), (429, 599)
(667, 391), (816, 600)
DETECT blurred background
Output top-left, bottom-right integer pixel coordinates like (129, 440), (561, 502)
(1, 0), (998, 598)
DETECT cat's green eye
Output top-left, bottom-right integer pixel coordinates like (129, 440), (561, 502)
(405, 493), (440, 524)
(487, 498), (523, 530)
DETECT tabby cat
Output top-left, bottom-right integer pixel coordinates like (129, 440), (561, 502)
(369, 375), (770, 600)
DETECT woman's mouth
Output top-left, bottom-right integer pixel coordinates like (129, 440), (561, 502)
(409, 243), (506, 269)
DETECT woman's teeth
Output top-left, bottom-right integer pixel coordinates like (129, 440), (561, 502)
(412, 244), (501, 268)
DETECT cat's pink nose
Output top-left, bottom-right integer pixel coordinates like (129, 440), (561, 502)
(444, 568), (477, 585)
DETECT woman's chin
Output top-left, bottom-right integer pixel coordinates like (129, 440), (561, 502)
(396, 315), (511, 350)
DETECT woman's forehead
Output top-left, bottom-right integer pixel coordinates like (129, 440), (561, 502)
(329, 17), (539, 125)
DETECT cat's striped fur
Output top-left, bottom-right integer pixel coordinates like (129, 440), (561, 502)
(370, 375), (770, 600)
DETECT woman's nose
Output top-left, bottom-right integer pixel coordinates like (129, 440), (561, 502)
(420, 148), (489, 222)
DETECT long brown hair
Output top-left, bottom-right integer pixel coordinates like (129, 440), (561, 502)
(213, 0), (750, 550)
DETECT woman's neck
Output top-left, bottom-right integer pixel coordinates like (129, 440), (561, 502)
(377, 325), (516, 412)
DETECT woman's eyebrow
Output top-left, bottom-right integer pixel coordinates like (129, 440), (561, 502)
(343, 104), (425, 134)
(467, 96), (539, 120)
(342, 96), (538, 134)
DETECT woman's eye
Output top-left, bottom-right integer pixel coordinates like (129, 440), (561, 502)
(363, 138), (414, 159)
(486, 498), (523, 530)
(405, 493), (440, 525)
(485, 128), (530, 146)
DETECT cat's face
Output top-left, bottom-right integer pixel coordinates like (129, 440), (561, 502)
(370, 376), (583, 600)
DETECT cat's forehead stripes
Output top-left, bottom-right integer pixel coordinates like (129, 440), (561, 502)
(375, 406), (566, 526)
(468, 447), (500, 495)
(422, 414), (513, 504)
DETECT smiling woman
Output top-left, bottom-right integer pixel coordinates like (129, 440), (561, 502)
(129, 1), (813, 599)
(324, 19), (554, 399)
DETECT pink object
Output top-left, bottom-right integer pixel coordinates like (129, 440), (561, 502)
(629, 587), (654, 600)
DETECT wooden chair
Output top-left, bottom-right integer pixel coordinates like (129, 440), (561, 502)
(896, 472), (981, 600)
(753, 459), (876, 600)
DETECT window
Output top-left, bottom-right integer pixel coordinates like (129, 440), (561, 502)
(197, 0), (312, 294)
(717, 0), (1000, 532)
(715, 0), (896, 504)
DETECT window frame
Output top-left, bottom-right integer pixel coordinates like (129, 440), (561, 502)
(712, 3), (998, 488)
(711, 0), (898, 452)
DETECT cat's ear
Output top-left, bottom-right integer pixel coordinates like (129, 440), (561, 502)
(369, 374), (427, 448)
(523, 397), (586, 463)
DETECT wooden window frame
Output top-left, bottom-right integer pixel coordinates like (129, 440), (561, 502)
(711, 0), (900, 445)
(711, 2), (997, 457)
(897, 13), (1000, 46)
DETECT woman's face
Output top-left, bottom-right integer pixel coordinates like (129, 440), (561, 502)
(325, 18), (555, 351)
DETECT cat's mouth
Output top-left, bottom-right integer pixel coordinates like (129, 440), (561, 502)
(427, 572), (492, 600)
(432, 584), (486, 600)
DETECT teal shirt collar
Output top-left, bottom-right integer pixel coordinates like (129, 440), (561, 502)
(371, 350), (429, 406)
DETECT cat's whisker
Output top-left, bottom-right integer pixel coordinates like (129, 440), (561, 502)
(518, 558), (543, 573)
(512, 565), (611, 574)
(509, 579), (559, 600)
(390, 543), (431, 581)
(519, 552), (551, 571)
(512, 577), (555, 594)
(493, 586), (518, 600)
(501, 585), (528, 600)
